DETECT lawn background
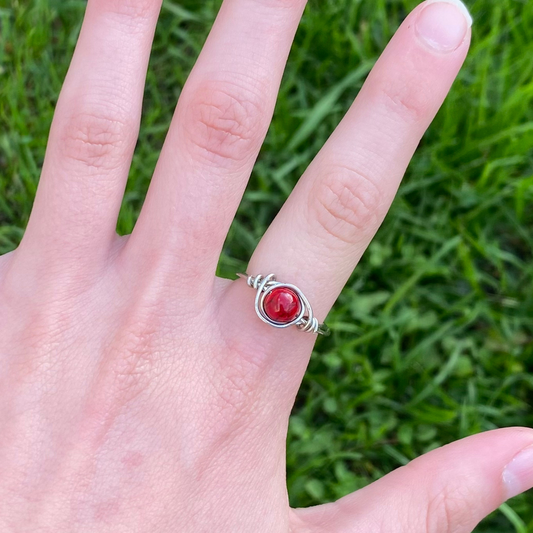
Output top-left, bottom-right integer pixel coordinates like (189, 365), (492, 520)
(1, 0), (533, 530)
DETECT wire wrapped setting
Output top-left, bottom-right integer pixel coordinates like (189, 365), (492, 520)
(238, 273), (330, 336)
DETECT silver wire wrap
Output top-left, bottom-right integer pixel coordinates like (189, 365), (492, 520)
(238, 273), (330, 336)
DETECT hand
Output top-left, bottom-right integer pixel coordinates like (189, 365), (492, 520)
(1, 0), (531, 531)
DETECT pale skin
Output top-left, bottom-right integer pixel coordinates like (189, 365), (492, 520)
(1, 0), (532, 531)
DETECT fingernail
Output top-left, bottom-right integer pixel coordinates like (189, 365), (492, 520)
(415, 0), (472, 53)
(503, 445), (533, 499)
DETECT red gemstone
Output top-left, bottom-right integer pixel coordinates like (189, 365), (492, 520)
(263, 287), (301, 324)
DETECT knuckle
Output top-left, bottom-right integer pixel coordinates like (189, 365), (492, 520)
(181, 81), (265, 168)
(212, 363), (257, 423)
(106, 329), (156, 399)
(92, 307), (163, 413)
(206, 333), (267, 434)
(60, 110), (131, 172)
(379, 77), (433, 123)
(424, 481), (474, 533)
(204, 368), (260, 444)
(310, 165), (383, 245)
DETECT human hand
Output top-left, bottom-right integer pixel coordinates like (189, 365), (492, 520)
(1, 0), (532, 531)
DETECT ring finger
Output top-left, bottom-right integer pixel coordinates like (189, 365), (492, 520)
(20, 0), (162, 265)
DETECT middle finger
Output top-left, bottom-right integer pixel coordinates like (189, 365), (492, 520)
(127, 0), (308, 299)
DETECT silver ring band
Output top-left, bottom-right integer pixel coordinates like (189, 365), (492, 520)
(238, 273), (330, 336)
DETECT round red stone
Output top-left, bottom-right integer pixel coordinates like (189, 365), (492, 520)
(263, 287), (301, 324)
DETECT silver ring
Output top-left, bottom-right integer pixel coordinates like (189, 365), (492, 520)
(238, 273), (330, 336)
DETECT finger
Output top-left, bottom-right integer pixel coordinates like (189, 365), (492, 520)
(126, 0), (308, 294)
(294, 427), (533, 533)
(248, 0), (472, 319)
(21, 0), (162, 263)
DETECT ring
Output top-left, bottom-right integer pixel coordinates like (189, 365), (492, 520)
(238, 273), (330, 336)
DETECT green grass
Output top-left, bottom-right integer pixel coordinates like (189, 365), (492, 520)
(1, 0), (533, 530)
